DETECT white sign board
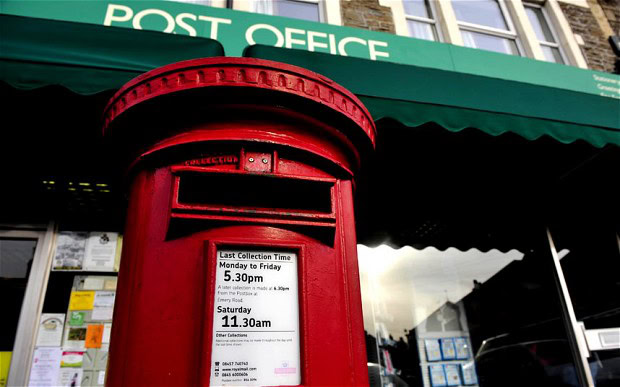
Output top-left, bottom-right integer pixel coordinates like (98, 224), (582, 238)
(211, 249), (300, 386)
(83, 232), (118, 271)
(36, 313), (66, 347)
(28, 347), (62, 386)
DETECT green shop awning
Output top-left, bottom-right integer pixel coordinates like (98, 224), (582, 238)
(244, 46), (620, 148)
(2, 14), (618, 148)
(0, 14), (224, 94)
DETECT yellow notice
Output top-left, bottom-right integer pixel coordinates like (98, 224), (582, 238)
(69, 291), (95, 310)
(0, 352), (11, 387)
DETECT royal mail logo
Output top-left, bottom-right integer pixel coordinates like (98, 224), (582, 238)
(184, 155), (239, 167)
(274, 361), (296, 375)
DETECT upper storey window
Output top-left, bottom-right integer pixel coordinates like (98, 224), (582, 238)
(524, 3), (565, 64)
(403, 0), (440, 41)
(170, 0), (212, 5)
(253, 0), (323, 22)
(452, 0), (520, 56)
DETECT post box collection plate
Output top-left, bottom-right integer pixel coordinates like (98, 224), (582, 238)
(211, 249), (300, 386)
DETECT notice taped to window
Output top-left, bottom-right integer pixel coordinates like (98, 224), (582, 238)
(210, 249), (300, 386)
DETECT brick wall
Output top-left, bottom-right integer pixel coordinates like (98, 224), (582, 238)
(341, 0), (395, 34)
(559, 2), (618, 73)
(598, 0), (619, 37)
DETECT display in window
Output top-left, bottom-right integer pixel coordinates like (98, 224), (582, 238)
(53, 232), (120, 272)
(64, 327), (87, 350)
(36, 314), (65, 347)
(461, 361), (478, 385)
(30, 274), (117, 386)
(444, 363), (461, 386)
(53, 232), (88, 270)
(85, 325), (104, 349)
(424, 338), (442, 361)
(453, 337), (469, 360)
(57, 368), (83, 387)
(60, 351), (84, 368)
(440, 338), (456, 360)
(68, 312), (86, 327)
(28, 347), (62, 386)
(428, 364), (447, 387)
(83, 232), (118, 272)
(92, 291), (115, 321)
(68, 291), (95, 311)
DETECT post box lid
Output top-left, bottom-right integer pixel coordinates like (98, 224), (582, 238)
(102, 57), (376, 174)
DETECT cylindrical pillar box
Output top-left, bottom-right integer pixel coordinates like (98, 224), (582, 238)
(102, 58), (376, 386)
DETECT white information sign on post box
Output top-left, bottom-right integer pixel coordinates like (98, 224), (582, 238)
(210, 249), (300, 386)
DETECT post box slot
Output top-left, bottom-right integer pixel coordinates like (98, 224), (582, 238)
(177, 173), (334, 214)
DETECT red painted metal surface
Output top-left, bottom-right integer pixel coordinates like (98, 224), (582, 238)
(104, 58), (374, 386)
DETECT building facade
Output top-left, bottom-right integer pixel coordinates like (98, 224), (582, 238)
(1, 1), (619, 386)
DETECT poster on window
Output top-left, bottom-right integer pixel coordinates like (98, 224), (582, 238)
(440, 338), (456, 360)
(36, 314), (65, 347)
(424, 338), (442, 362)
(454, 337), (470, 360)
(52, 232), (88, 271)
(83, 232), (118, 272)
(428, 364), (447, 387)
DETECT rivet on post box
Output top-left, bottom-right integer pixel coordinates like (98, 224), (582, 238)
(102, 58), (376, 386)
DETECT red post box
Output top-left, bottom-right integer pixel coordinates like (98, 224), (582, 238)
(102, 58), (376, 386)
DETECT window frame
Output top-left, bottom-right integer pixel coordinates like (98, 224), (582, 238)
(276, 0), (325, 23)
(523, 2), (568, 64)
(2, 223), (56, 386)
(403, 0), (443, 42)
(453, 0), (524, 56)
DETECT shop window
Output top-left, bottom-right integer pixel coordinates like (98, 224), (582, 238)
(24, 230), (123, 386)
(452, 0), (521, 56)
(549, 224), (620, 385)
(359, 244), (582, 387)
(403, 0), (441, 41)
(251, 0), (323, 22)
(524, 3), (565, 64)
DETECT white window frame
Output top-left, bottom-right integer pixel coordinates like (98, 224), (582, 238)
(523, 2), (568, 64)
(2, 223), (56, 387)
(168, 0), (228, 7)
(403, 0), (444, 41)
(453, 0), (524, 56)
(275, 0), (325, 23)
(234, 0), (342, 25)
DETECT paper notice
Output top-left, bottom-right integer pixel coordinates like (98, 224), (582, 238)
(64, 327), (87, 350)
(91, 307), (113, 321)
(28, 347), (62, 386)
(93, 291), (115, 307)
(83, 278), (104, 290)
(61, 351), (84, 368)
(68, 312), (86, 326)
(102, 323), (112, 344)
(36, 314), (65, 347)
(52, 232), (88, 271)
(85, 325), (104, 349)
(83, 232), (118, 271)
(69, 291), (95, 310)
(57, 368), (83, 386)
(210, 249), (300, 386)
(103, 278), (117, 290)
